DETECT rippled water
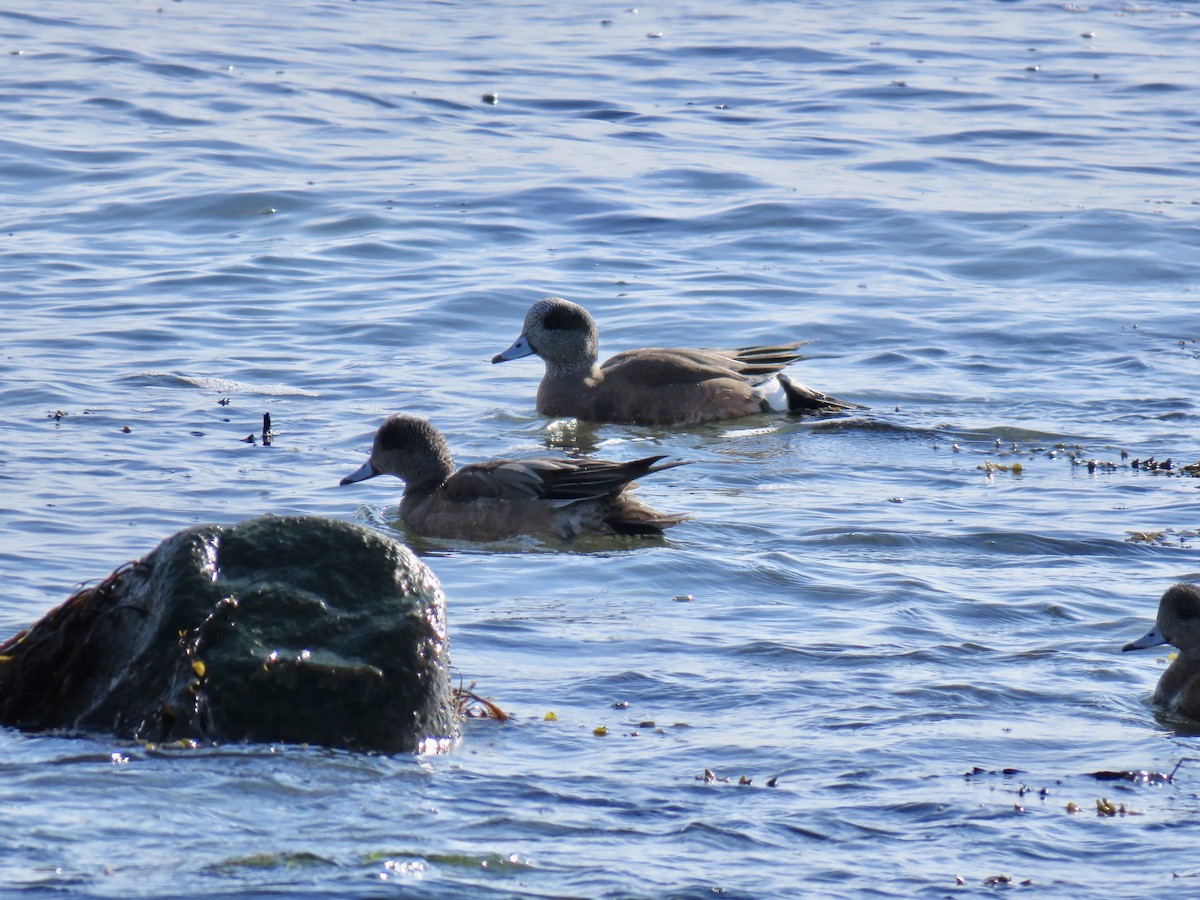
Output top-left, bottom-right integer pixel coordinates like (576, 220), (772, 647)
(2, 0), (1200, 896)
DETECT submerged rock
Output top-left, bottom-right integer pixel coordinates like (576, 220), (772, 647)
(0, 515), (457, 753)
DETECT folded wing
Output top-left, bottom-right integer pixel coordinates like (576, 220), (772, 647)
(601, 343), (808, 387)
(442, 455), (685, 504)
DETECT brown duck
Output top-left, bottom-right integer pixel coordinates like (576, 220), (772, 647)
(341, 414), (687, 541)
(492, 296), (858, 426)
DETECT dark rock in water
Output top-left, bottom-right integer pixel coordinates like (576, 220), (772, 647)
(0, 515), (457, 753)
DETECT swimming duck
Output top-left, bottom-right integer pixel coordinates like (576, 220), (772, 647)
(1123, 583), (1200, 721)
(340, 414), (687, 541)
(491, 296), (857, 427)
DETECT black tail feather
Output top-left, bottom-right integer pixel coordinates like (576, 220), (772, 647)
(541, 456), (690, 501)
(778, 374), (863, 415)
(723, 343), (810, 383)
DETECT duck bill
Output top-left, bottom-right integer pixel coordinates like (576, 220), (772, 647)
(492, 334), (534, 364)
(1123, 624), (1168, 652)
(340, 459), (380, 486)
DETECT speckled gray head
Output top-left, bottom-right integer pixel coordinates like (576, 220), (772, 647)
(1124, 583), (1200, 654)
(492, 297), (599, 376)
(340, 414), (454, 490)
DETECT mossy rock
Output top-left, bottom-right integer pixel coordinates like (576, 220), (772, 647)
(0, 515), (457, 753)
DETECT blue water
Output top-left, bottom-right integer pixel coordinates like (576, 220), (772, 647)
(2, 0), (1200, 896)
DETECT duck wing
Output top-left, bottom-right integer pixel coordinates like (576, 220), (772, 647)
(715, 343), (810, 382)
(442, 456), (685, 503)
(602, 344), (807, 387)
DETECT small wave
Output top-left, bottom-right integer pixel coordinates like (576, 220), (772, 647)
(120, 372), (318, 397)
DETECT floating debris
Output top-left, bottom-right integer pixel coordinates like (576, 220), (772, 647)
(1125, 529), (1198, 547)
(453, 679), (508, 721)
(1095, 797), (1140, 817)
(980, 460), (1023, 475)
(211, 851), (333, 872)
(693, 768), (772, 787)
(964, 766), (1022, 777)
(1132, 456), (1173, 472)
(1127, 530), (1166, 544)
(1090, 760), (1184, 783)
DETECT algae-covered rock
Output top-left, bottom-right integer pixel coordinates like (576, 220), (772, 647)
(0, 515), (457, 753)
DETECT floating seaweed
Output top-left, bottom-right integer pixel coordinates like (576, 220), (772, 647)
(1089, 759), (1185, 784)
(209, 851), (334, 873)
(979, 460), (1024, 475)
(695, 768), (774, 787)
(1131, 456), (1174, 472)
(1125, 528), (1199, 547)
(1095, 798), (1142, 817)
(452, 679), (508, 722)
(963, 766), (1022, 777)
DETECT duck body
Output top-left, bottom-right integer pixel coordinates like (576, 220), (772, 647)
(1123, 583), (1200, 721)
(492, 297), (857, 427)
(341, 414), (686, 541)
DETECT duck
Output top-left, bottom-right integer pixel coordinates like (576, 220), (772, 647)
(491, 296), (858, 427)
(1123, 583), (1200, 721)
(340, 414), (687, 541)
